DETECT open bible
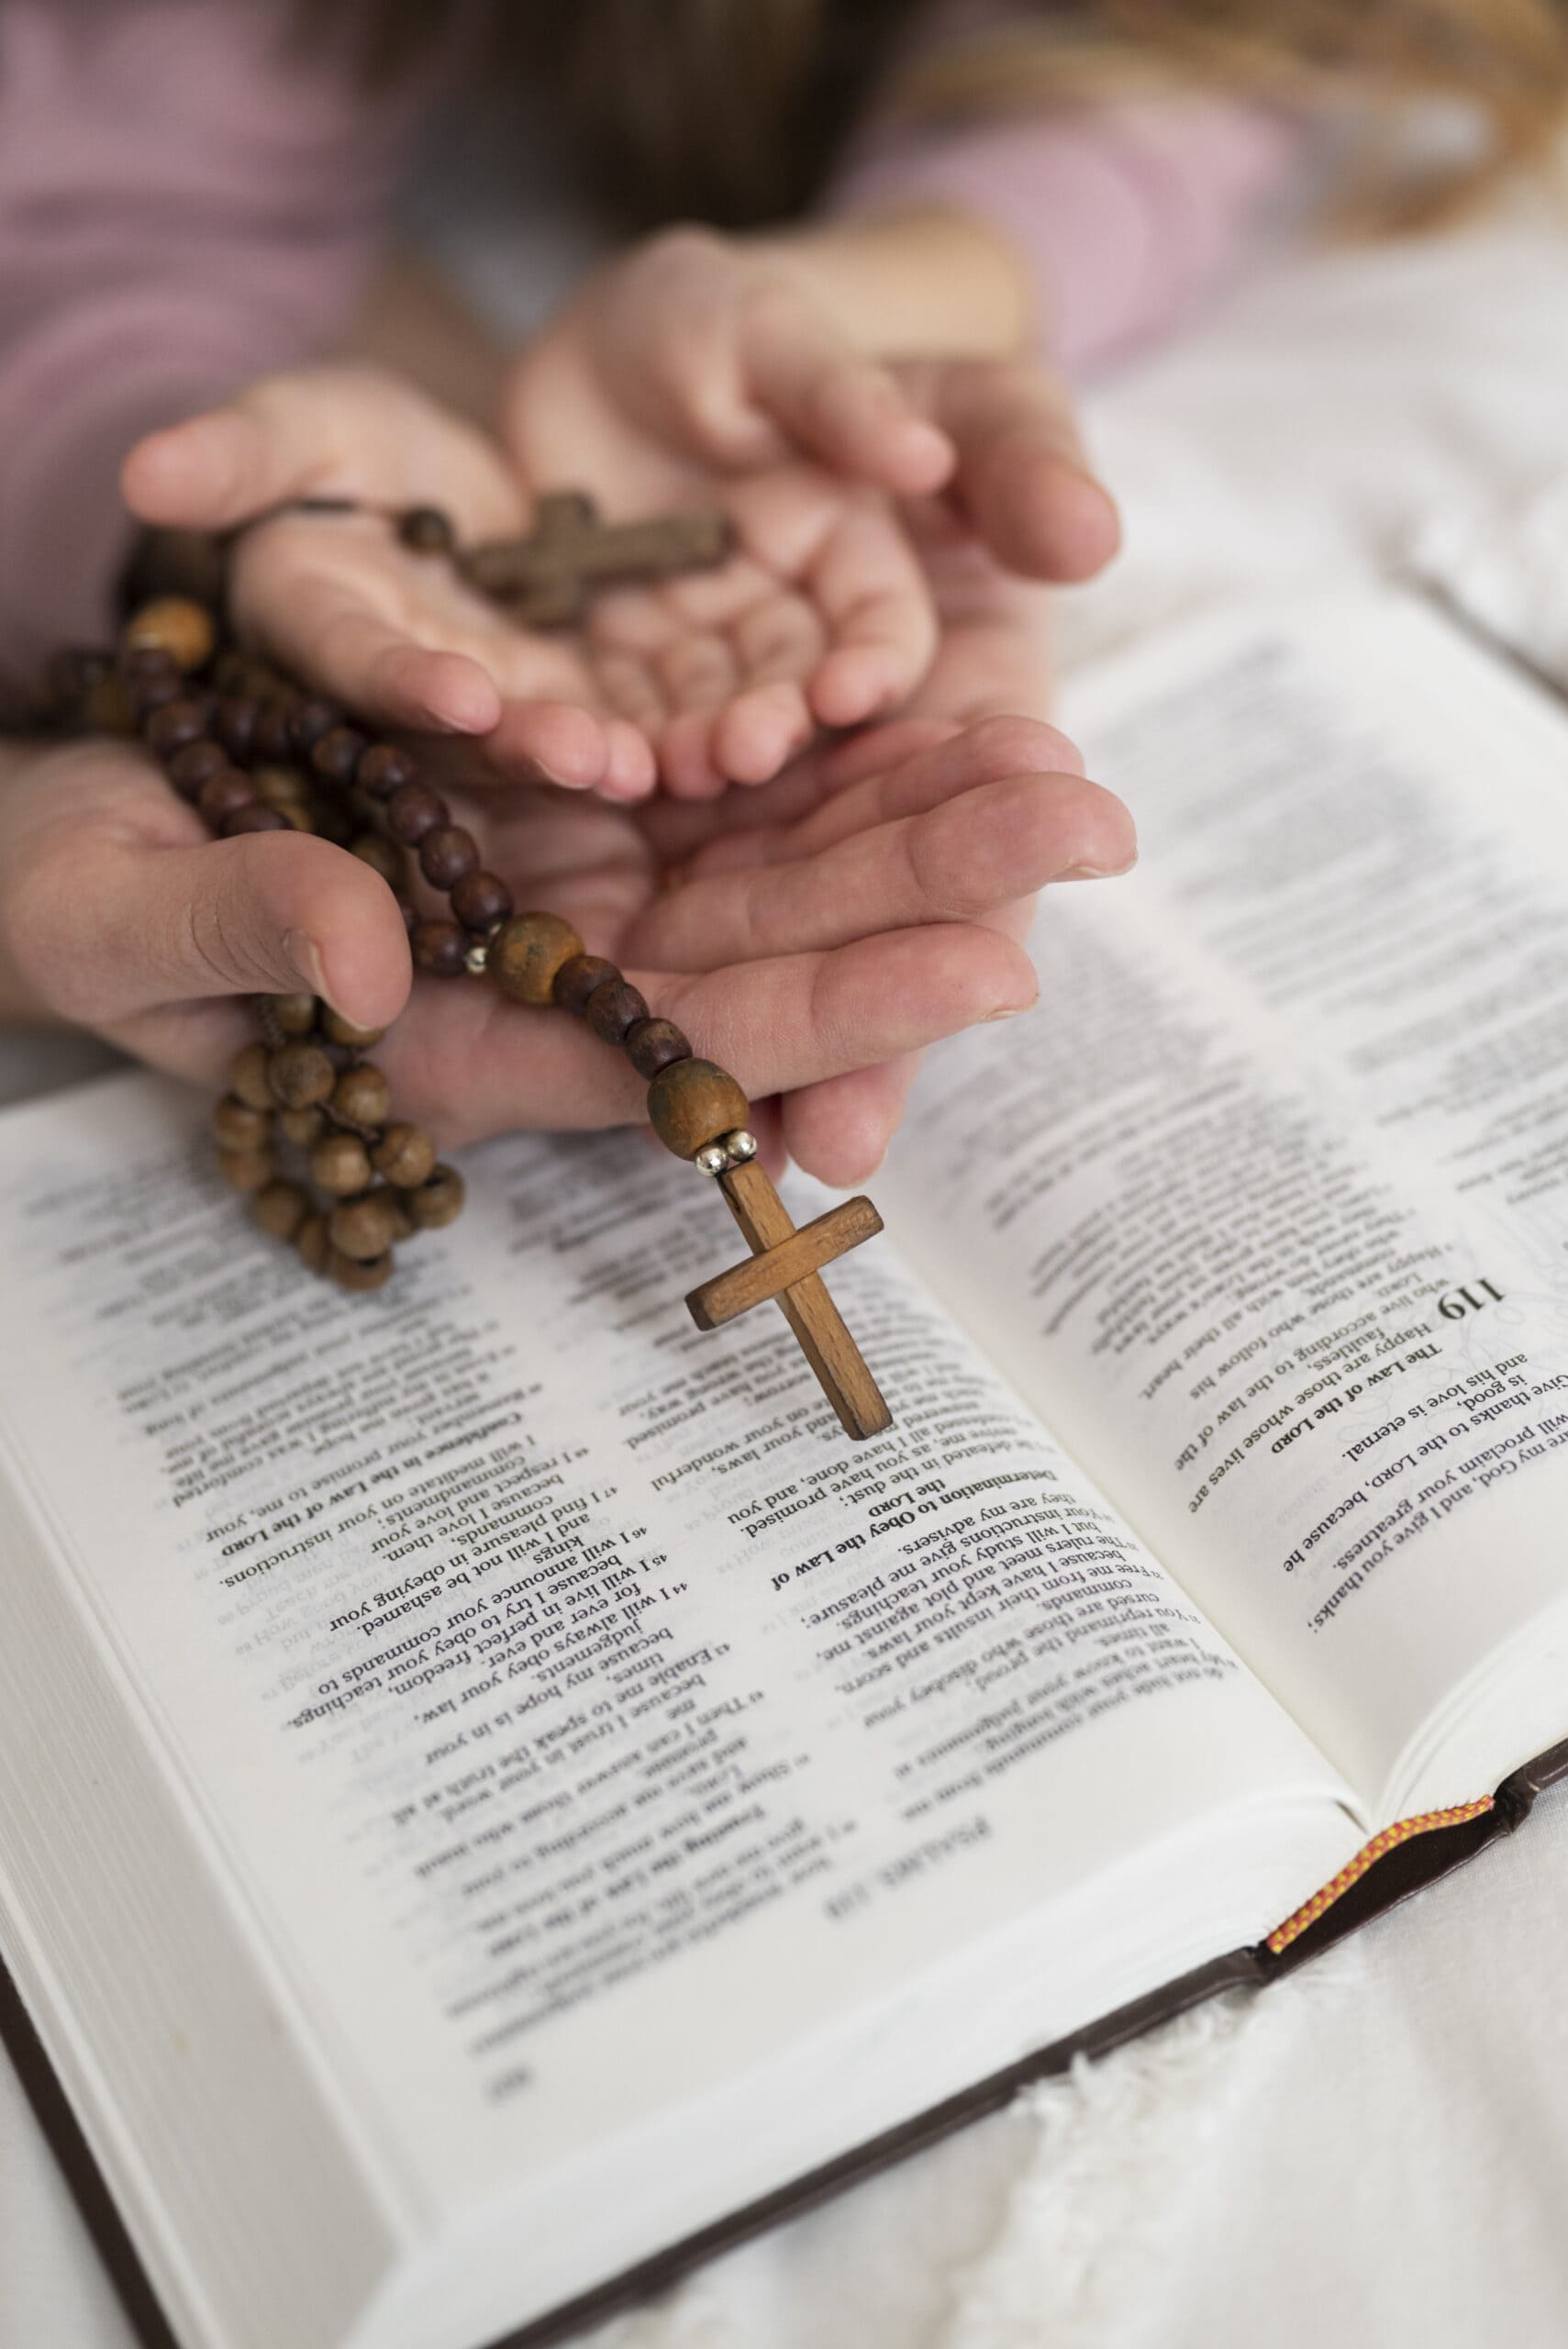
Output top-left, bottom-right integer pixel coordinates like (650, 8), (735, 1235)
(6, 589), (1568, 2349)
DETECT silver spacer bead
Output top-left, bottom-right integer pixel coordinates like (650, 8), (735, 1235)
(721, 1129), (758, 1165)
(463, 940), (490, 977)
(695, 1142), (729, 1177)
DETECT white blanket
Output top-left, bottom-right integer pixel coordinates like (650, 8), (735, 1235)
(7, 188), (1568, 2349)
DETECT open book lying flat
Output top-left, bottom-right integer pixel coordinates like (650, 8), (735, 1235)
(7, 588), (1568, 2349)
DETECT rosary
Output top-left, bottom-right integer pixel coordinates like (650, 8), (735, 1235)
(43, 494), (892, 1441)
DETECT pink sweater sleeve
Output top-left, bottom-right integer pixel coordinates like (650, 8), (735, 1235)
(829, 92), (1306, 373)
(0, 0), (437, 697)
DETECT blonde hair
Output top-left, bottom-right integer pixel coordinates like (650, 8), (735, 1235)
(888, 1), (1568, 231)
(332, 0), (1568, 232)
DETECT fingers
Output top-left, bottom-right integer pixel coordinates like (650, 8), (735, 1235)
(655, 922), (1038, 1105)
(279, 568), (503, 735)
(706, 683), (816, 794)
(673, 713), (1094, 877)
(803, 495), (940, 729)
(10, 810), (411, 1035)
(636, 766), (1129, 972)
(918, 359), (1122, 583)
(381, 915), (1039, 1148)
(122, 364), (524, 538)
(743, 288), (955, 496)
(780, 1054), (923, 1186)
(601, 718), (660, 803)
(483, 698), (620, 793)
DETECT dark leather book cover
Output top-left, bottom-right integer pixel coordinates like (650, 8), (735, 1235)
(6, 1734), (1568, 2349)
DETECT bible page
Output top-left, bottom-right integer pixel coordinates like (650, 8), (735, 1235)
(0, 1073), (1350, 2330)
(880, 594), (1568, 1813)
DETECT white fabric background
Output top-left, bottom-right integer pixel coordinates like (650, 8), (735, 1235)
(6, 183), (1568, 2349)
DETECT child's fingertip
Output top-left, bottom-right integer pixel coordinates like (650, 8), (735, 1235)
(121, 411), (252, 523)
(423, 673), (502, 735)
(898, 418), (957, 488)
(808, 650), (892, 733)
(496, 702), (613, 793)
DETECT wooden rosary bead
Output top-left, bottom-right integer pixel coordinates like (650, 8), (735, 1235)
(196, 770), (254, 825)
(624, 1017), (692, 1080)
(418, 824), (479, 890)
(253, 762), (307, 799)
(124, 596), (215, 673)
(450, 869), (513, 933)
(553, 953), (617, 1015)
(211, 650), (250, 695)
(373, 1121), (436, 1189)
(350, 831), (406, 888)
(251, 1179), (310, 1242)
(228, 1041), (276, 1112)
(277, 1104), (326, 1147)
(168, 739), (228, 797)
(310, 726), (368, 785)
(331, 1248), (394, 1292)
(412, 918), (468, 976)
(406, 1163), (465, 1228)
(145, 698), (212, 758)
(311, 1132), (373, 1196)
(252, 770), (307, 817)
(295, 1213), (331, 1275)
(272, 992), (318, 1037)
(215, 696), (260, 762)
(217, 1145), (274, 1192)
(119, 641), (176, 685)
(213, 1097), (271, 1152)
(85, 673), (137, 734)
(356, 743), (417, 799)
(289, 698), (339, 757)
(254, 705), (296, 763)
(332, 1063), (391, 1129)
(586, 975), (649, 1045)
(267, 1041), (334, 1108)
(491, 912), (584, 1007)
(387, 782), (448, 846)
(328, 1190), (401, 1262)
(322, 1008), (385, 1051)
(398, 505), (455, 555)
(222, 804), (289, 837)
(647, 1058), (750, 1160)
(126, 667), (182, 718)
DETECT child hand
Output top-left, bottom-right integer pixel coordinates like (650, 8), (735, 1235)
(504, 227), (953, 795)
(123, 366), (663, 802)
(124, 351), (939, 805)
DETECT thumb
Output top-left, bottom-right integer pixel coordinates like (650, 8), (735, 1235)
(120, 364), (524, 537)
(122, 402), (328, 534)
(740, 290), (955, 496)
(32, 829), (413, 1031)
(929, 359), (1121, 583)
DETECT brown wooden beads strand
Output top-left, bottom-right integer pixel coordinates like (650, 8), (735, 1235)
(45, 572), (892, 1435)
(47, 590), (762, 1301)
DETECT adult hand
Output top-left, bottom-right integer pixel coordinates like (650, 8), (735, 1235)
(0, 713), (1130, 1185)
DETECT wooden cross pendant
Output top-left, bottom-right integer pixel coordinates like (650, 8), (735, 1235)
(462, 493), (734, 628)
(684, 1161), (892, 1442)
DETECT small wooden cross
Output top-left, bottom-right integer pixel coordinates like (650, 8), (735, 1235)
(462, 493), (734, 628)
(685, 1161), (892, 1442)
